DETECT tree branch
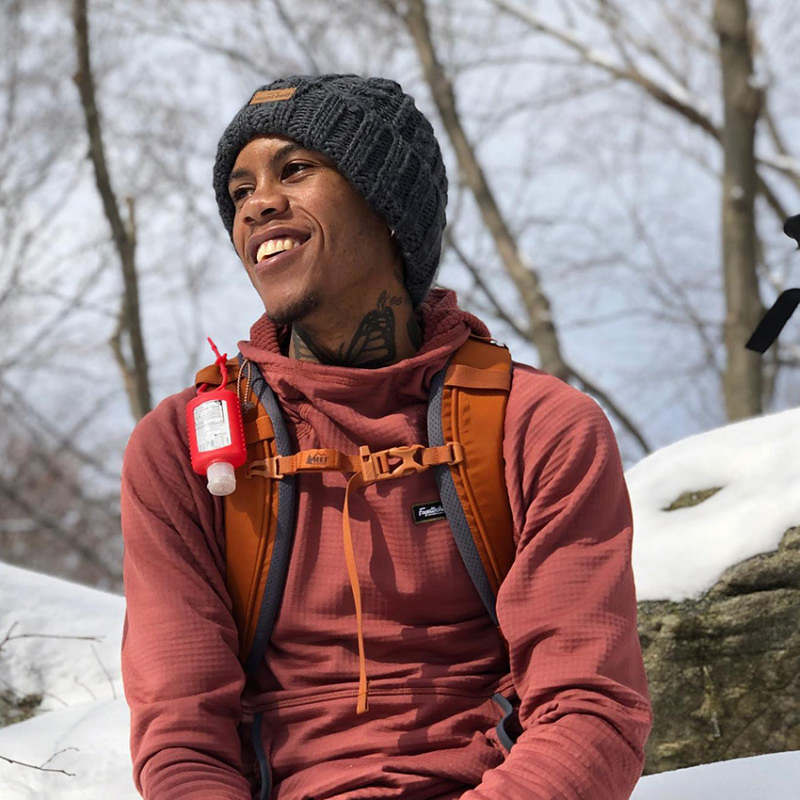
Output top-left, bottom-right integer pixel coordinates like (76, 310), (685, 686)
(445, 231), (532, 342)
(567, 364), (650, 455)
(446, 232), (651, 453)
(392, 0), (650, 452)
(489, 0), (793, 226)
(0, 622), (103, 652)
(714, 0), (764, 419)
(268, 0), (324, 72)
(0, 749), (78, 777)
(491, 0), (719, 135)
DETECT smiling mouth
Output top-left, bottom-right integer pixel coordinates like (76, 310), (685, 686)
(255, 236), (308, 264)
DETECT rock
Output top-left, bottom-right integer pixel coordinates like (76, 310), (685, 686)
(638, 526), (800, 774)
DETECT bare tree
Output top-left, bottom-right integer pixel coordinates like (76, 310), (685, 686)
(488, 0), (799, 421)
(71, 0), (151, 420)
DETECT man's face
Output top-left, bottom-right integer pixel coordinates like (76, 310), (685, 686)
(228, 136), (399, 327)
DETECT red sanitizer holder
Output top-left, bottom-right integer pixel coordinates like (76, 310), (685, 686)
(187, 338), (246, 496)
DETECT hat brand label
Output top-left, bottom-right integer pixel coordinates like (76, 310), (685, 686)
(250, 87), (296, 105)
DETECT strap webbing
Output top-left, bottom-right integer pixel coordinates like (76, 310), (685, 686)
(248, 443), (462, 482)
(343, 472), (369, 713)
(492, 692), (519, 751)
(243, 357), (298, 675)
(428, 366), (499, 624)
(252, 712), (271, 799)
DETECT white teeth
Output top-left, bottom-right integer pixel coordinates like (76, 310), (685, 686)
(256, 237), (301, 262)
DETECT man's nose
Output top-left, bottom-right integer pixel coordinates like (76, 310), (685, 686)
(242, 184), (289, 223)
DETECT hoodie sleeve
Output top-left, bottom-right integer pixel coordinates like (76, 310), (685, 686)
(459, 366), (652, 800)
(120, 388), (252, 799)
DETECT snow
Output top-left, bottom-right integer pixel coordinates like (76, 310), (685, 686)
(0, 562), (130, 796)
(627, 406), (800, 601)
(0, 700), (135, 799)
(0, 561), (124, 710)
(2, 408), (800, 796)
(631, 751), (800, 799)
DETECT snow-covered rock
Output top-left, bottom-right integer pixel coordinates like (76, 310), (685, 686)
(627, 406), (800, 601)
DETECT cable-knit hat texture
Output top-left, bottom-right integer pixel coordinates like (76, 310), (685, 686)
(213, 74), (448, 307)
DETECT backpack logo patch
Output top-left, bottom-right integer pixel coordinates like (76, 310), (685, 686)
(412, 501), (446, 525)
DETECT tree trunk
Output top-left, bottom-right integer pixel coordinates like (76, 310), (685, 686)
(403, 0), (568, 381)
(72, 0), (151, 420)
(714, 0), (764, 420)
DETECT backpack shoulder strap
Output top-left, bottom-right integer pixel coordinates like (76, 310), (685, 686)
(194, 355), (297, 673)
(427, 336), (515, 625)
(195, 358), (239, 389)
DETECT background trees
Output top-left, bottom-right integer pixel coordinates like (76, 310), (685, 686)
(1, 0), (798, 588)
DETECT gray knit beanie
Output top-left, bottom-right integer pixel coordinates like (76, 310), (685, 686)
(213, 74), (448, 307)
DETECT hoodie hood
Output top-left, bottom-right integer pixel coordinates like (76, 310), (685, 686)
(238, 288), (491, 416)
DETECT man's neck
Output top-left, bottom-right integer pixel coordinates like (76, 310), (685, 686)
(288, 289), (422, 368)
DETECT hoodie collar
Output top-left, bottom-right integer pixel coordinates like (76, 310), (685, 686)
(237, 289), (491, 411)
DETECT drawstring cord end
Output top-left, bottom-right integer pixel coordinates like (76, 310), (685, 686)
(357, 678), (369, 714)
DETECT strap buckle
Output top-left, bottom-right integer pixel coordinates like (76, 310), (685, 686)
(359, 444), (426, 483)
(443, 441), (464, 466)
(247, 455), (284, 480)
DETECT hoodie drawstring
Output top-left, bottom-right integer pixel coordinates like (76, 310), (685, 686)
(343, 471), (369, 713)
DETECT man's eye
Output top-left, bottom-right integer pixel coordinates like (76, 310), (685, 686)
(230, 186), (251, 203)
(282, 162), (311, 178)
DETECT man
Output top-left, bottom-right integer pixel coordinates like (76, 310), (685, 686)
(121, 74), (652, 800)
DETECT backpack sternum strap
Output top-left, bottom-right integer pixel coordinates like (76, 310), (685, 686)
(246, 443), (463, 483)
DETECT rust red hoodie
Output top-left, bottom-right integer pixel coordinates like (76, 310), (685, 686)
(121, 289), (652, 799)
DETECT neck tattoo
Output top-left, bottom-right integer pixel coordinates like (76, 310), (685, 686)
(292, 290), (409, 368)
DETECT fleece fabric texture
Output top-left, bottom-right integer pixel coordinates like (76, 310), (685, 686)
(121, 288), (652, 800)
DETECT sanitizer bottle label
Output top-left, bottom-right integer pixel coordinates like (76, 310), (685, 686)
(193, 399), (232, 452)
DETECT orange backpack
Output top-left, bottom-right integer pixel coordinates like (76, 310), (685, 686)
(195, 336), (516, 712)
